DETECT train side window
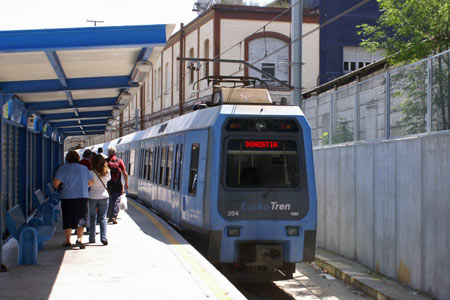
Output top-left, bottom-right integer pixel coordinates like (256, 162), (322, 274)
(159, 146), (166, 185)
(141, 149), (146, 179)
(143, 149), (147, 179)
(165, 145), (173, 187)
(153, 147), (159, 183)
(129, 149), (135, 176)
(188, 143), (200, 195)
(138, 149), (142, 179)
(142, 149), (147, 180)
(178, 144), (183, 191)
(151, 147), (156, 183)
(147, 148), (153, 181)
(173, 145), (179, 189)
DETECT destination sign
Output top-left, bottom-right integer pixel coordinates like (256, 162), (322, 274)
(244, 140), (279, 149)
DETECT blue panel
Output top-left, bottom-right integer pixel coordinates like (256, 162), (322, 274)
(138, 47), (153, 61)
(0, 25), (167, 53)
(0, 94), (14, 104)
(18, 127), (26, 210)
(45, 51), (67, 87)
(319, 0), (382, 84)
(36, 133), (43, 191)
(27, 97), (117, 110)
(45, 137), (52, 186)
(0, 76), (134, 93)
(51, 118), (109, 128)
(42, 110), (111, 121)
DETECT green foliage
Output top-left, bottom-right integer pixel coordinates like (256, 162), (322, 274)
(359, 0), (450, 136)
(333, 119), (354, 144)
(431, 54), (450, 130)
(358, 0), (450, 65)
(319, 119), (354, 146)
(390, 63), (427, 135)
(320, 132), (329, 145)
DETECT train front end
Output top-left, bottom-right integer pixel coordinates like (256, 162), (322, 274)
(209, 104), (317, 281)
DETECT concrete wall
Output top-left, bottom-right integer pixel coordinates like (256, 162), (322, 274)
(314, 132), (450, 300)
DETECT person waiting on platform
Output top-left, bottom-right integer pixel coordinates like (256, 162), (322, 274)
(106, 146), (128, 224)
(79, 148), (93, 233)
(98, 147), (108, 159)
(53, 150), (94, 249)
(88, 153), (111, 245)
(79, 149), (92, 170)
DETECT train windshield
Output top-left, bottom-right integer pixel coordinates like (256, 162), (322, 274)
(225, 139), (300, 188)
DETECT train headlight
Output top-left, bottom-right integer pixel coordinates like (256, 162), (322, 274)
(256, 121), (267, 131)
(227, 227), (241, 237)
(286, 226), (300, 236)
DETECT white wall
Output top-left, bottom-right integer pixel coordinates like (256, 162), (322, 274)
(314, 133), (450, 300)
(220, 19), (319, 91)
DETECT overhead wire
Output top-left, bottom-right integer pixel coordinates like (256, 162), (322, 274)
(162, 1), (299, 97)
(118, 0), (371, 127)
(226, 0), (371, 78)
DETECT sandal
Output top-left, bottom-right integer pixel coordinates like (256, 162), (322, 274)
(76, 241), (86, 249)
(62, 242), (72, 247)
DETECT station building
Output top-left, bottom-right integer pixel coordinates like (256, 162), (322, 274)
(83, 1), (385, 148)
(83, 3), (320, 147)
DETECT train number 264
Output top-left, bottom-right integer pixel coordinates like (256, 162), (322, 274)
(227, 210), (239, 217)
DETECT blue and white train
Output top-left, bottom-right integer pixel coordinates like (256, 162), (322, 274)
(87, 88), (317, 280)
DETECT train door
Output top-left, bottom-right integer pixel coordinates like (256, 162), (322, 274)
(181, 130), (208, 227)
(171, 135), (185, 225)
(151, 139), (161, 210)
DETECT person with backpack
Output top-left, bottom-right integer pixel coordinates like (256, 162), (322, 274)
(106, 146), (128, 224)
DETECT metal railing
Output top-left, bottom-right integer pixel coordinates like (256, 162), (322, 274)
(303, 49), (450, 146)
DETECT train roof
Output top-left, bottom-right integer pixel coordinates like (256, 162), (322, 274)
(117, 104), (305, 144)
(83, 104), (305, 148)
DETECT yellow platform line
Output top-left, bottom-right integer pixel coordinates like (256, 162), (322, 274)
(129, 200), (232, 300)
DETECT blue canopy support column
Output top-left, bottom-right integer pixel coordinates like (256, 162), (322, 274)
(0, 94), (4, 272)
(0, 24), (171, 271)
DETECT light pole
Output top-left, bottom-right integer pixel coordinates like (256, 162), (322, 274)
(291, 0), (303, 107)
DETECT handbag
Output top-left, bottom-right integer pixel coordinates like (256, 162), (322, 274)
(119, 193), (128, 210)
(94, 170), (110, 198)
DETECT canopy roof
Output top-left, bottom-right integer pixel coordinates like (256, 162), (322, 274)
(0, 24), (174, 137)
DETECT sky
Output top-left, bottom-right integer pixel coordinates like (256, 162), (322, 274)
(0, 0), (274, 32)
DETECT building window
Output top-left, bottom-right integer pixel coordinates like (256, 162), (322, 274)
(204, 39), (210, 79)
(248, 37), (289, 86)
(157, 67), (161, 97)
(343, 46), (385, 73)
(261, 63), (276, 81)
(165, 62), (170, 93)
(147, 73), (152, 103)
(189, 48), (195, 85)
(176, 60), (179, 90)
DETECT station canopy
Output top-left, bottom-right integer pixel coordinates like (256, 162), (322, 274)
(0, 24), (174, 137)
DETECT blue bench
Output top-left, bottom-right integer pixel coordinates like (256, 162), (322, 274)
(5, 205), (56, 265)
(33, 189), (60, 225)
(46, 182), (59, 202)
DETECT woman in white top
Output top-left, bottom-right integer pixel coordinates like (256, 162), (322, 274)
(89, 154), (111, 245)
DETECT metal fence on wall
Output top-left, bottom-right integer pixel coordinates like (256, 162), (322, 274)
(303, 49), (450, 146)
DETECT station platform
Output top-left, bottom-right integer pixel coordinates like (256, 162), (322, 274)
(0, 198), (246, 300)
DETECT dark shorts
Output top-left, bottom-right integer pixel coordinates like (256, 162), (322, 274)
(60, 198), (88, 230)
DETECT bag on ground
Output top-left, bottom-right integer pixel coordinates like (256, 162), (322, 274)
(119, 194), (128, 210)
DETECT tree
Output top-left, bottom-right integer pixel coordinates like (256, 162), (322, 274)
(358, 0), (450, 65)
(359, 0), (450, 133)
